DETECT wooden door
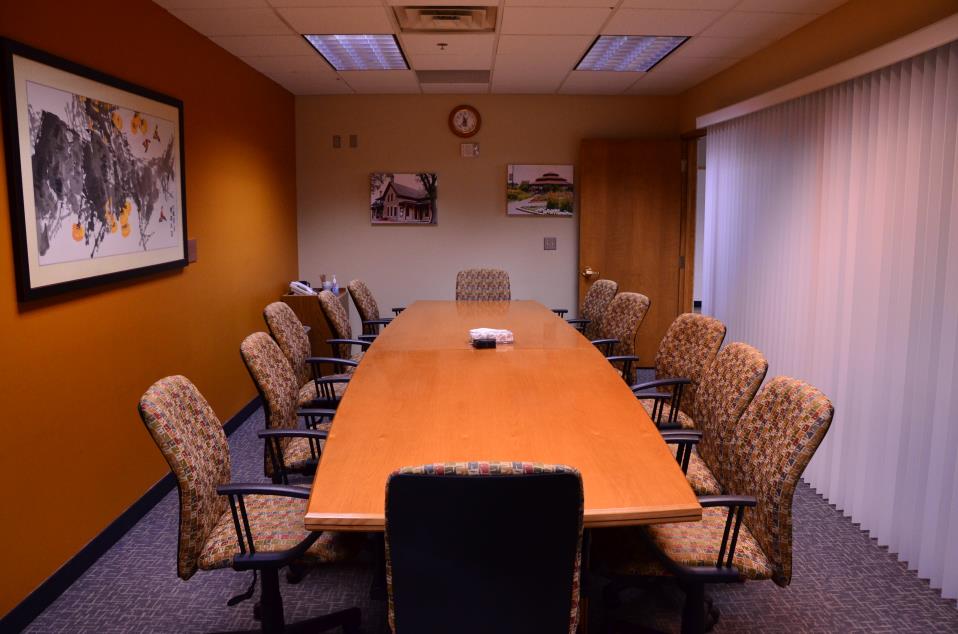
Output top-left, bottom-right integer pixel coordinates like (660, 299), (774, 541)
(579, 139), (684, 365)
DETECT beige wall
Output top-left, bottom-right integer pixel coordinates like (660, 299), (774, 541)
(296, 95), (679, 323)
(679, 0), (958, 131)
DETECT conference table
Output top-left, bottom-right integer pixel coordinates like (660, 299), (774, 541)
(304, 300), (700, 531)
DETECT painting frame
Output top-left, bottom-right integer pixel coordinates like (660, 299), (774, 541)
(369, 172), (438, 226)
(0, 38), (188, 301)
(506, 164), (574, 217)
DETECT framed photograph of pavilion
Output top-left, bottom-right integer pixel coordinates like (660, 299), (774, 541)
(370, 172), (438, 225)
(0, 38), (187, 301)
(507, 164), (574, 217)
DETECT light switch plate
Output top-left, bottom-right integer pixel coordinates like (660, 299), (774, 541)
(332, 135), (341, 149)
(349, 134), (358, 148)
(544, 237), (557, 251)
(460, 143), (479, 158)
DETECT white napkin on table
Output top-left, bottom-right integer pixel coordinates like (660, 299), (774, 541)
(469, 328), (515, 344)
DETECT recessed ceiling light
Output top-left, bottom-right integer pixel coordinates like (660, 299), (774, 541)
(304, 35), (409, 71)
(576, 35), (688, 72)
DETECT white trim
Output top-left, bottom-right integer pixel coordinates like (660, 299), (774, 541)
(696, 12), (958, 129)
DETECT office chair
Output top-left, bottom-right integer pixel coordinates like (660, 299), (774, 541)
(241, 332), (335, 484)
(554, 278), (618, 339)
(138, 375), (362, 634)
(318, 289), (372, 372)
(659, 342), (768, 496)
(590, 291), (650, 383)
(346, 279), (404, 336)
(596, 376), (833, 634)
(455, 268), (511, 301)
(385, 461), (583, 634)
(263, 302), (350, 408)
(631, 314), (727, 429)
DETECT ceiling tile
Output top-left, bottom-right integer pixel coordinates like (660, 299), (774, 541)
(504, 0), (618, 6)
(625, 73), (695, 95)
(701, 10), (818, 39)
(240, 55), (337, 75)
(603, 9), (723, 36)
(275, 73), (354, 95)
(276, 7), (393, 33)
(670, 35), (772, 59)
(491, 77), (565, 94)
(621, 0), (738, 8)
(210, 34), (315, 56)
(501, 7), (613, 35)
(559, 71), (643, 95)
(155, 0), (266, 8)
(168, 8), (292, 35)
(496, 34), (593, 59)
(408, 54), (493, 71)
(340, 70), (422, 94)
(734, 0), (847, 14)
(401, 34), (496, 56)
(420, 83), (490, 94)
(268, 0), (382, 6)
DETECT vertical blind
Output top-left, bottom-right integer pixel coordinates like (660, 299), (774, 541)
(702, 40), (958, 598)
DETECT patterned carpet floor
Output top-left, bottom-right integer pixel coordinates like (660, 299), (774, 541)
(23, 407), (958, 633)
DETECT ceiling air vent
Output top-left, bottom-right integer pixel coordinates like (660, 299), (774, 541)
(393, 6), (498, 33)
(416, 70), (491, 84)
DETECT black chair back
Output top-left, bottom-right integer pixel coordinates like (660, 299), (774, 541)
(385, 462), (583, 634)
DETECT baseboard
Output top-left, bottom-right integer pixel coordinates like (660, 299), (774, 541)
(0, 396), (261, 633)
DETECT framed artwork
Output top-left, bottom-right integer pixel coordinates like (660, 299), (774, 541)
(507, 164), (574, 217)
(1, 38), (187, 301)
(370, 173), (437, 225)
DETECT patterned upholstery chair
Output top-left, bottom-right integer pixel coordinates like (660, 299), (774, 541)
(595, 377), (834, 633)
(661, 343), (768, 496)
(263, 302), (350, 408)
(590, 291), (651, 382)
(632, 314), (727, 429)
(317, 289), (371, 371)
(555, 278), (618, 340)
(240, 332), (335, 484)
(455, 268), (511, 301)
(386, 461), (583, 634)
(138, 375), (361, 634)
(347, 279), (404, 336)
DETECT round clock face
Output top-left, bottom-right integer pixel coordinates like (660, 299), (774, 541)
(449, 105), (480, 138)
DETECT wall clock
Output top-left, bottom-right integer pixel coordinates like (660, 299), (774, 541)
(449, 104), (481, 138)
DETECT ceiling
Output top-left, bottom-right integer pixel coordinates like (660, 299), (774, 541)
(153, 0), (848, 96)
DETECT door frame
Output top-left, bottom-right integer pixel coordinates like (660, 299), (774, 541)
(678, 129), (706, 314)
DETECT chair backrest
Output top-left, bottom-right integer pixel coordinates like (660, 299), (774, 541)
(653, 313), (727, 416)
(386, 462), (583, 634)
(263, 301), (311, 389)
(728, 376), (833, 587)
(240, 332), (299, 454)
(138, 375), (230, 580)
(580, 279), (618, 340)
(694, 342), (768, 487)
(455, 268), (511, 301)
(596, 292), (650, 357)
(318, 290), (353, 359)
(347, 279), (381, 323)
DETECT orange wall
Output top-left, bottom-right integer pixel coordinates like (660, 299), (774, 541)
(679, 0), (958, 131)
(0, 0), (297, 617)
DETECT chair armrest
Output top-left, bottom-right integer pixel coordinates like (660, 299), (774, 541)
(392, 307), (405, 315)
(606, 355), (640, 364)
(217, 483), (320, 568)
(217, 483), (310, 500)
(567, 318), (589, 325)
(633, 391), (670, 401)
(694, 495), (758, 571)
(590, 338), (619, 345)
(358, 334), (377, 342)
(591, 338), (619, 356)
(262, 428), (329, 440)
(605, 354), (640, 384)
(661, 431), (702, 472)
(327, 338), (372, 350)
(631, 377), (691, 391)
(552, 308), (569, 317)
(306, 356), (359, 369)
(297, 408), (335, 431)
(364, 318), (393, 326)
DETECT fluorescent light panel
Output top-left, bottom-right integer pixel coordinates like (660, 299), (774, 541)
(304, 35), (408, 71)
(577, 35), (688, 72)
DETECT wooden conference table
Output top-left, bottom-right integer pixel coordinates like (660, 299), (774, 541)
(305, 300), (700, 531)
